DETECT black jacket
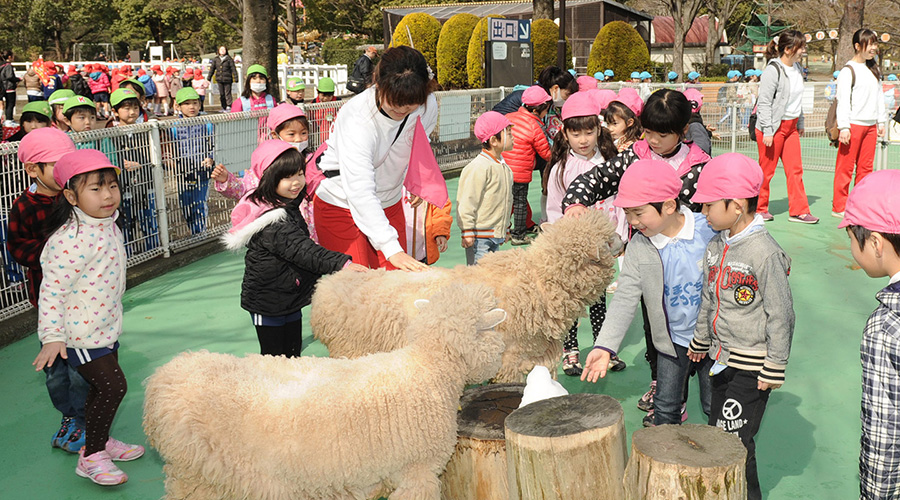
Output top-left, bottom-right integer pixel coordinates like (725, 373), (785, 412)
(67, 74), (92, 99)
(223, 202), (351, 316)
(351, 55), (374, 84)
(0, 62), (18, 93)
(207, 55), (238, 85)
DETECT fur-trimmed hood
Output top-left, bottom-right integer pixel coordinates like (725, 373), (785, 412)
(222, 206), (286, 250)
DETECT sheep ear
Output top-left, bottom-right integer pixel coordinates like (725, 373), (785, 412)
(476, 308), (507, 330)
(413, 299), (430, 310)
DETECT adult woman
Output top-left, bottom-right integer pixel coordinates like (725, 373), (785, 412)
(832, 29), (886, 218)
(313, 46), (438, 271)
(755, 30), (818, 224)
(206, 46), (238, 111)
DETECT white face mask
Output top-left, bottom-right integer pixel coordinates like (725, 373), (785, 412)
(289, 140), (309, 151)
(250, 82), (266, 93)
(552, 90), (565, 108)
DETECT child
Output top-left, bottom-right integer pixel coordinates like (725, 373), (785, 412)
(603, 100), (642, 153)
(315, 77), (338, 103)
(115, 79), (150, 123)
(7, 128), (90, 455)
(151, 65), (168, 116)
(401, 187), (452, 265)
(504, 85), (552, 245)
(223, 140), (365, 357)
(579, 160), (716, 430)
(3, 100), (51, 142)
(66, 65), (92, 100)
(137, 70), (157, 114)
(286, 77), (305, 106)
(456, 111), (514, 265)
(48, 89), (75, 131)
(718, 70), (742, 126)
(166, 67), (183, 110)
(309, 77), (340, 145)
(32, 148), (145, 485)
(87, 66), (110, 119)
(191, 69), (210, 112)
(683, 88), (712, 155)
(232, 64), (276, 112)
(545, 92), (625, 376)
(62, 95), (97, 132)
(836, 170), (900, 499)
(688, 153), (794, 500)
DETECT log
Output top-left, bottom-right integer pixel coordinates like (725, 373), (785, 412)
(624, 424), (747, 500)
(440, 383), (525, 500)
(505, 393), (627, 500)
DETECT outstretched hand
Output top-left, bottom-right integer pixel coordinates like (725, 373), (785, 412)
(388, 251), (427, 272)
(581, 348), (610, 383)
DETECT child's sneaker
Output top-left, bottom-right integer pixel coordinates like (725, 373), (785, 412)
(608, 355), (627, 372)
(52, 417), (75, 449)
(76, 449), (128, 486)
(562, 349), (583, 376)
(105, 437), (145, 461)
(63, 427), (86, 454)
(642, 409), (655, 427)
(637, 380), (656, 412)
(510, 235), (534, 246)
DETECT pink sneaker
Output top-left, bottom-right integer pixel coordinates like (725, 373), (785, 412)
(106, 437), (145, 462)
(76, 449), (128, 486)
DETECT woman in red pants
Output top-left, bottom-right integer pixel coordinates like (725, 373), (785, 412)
(754, 30), (818, 224)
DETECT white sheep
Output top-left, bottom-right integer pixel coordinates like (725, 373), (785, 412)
(143, 284), (506, 500)
(311, 210), (622, 383)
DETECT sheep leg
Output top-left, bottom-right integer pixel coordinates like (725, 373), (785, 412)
(387, 464), (441, 500)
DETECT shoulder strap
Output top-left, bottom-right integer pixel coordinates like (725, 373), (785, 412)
(265, 94), (274, 108)
(240, 96), (250, 110)
(846, 65), (856, 89)
(392, 114), (410, 146)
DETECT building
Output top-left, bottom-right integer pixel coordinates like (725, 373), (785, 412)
(650, 15), (730, 70)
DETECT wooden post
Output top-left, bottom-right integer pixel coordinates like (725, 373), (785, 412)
(505, 393), (627, 500)
(624, 424), (747, 500)
(440, 383), (525, 500)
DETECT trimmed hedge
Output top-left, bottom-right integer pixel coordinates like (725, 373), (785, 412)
(532, 19), (573, 82)
(392, 13), (441, 78)
(437, 13), (480, 89)
(587, 21), (649, 81)
(466, 15), (505, 88)
(322, 38), (362, 68)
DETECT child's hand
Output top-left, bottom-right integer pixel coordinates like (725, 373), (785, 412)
(687, 349), (706, 362)
(581, 348), (610, 383)
(436, 235), (448, 252)
(123, 160), (141, 171)
(407, 193), (424, 208)
(211, 164), (228, 183)
(461, 235), (475, 249)
(345, 263), (368, 272)
(564, 205), (588, 219)
(33, 342), (67, 371)
(758, 380), (781, 391)
(202, 157), (215, 169)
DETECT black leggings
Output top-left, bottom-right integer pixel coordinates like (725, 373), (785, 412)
(563, 298), (607, 351)
(255, 318), (303, 357)
(640, 296), (658, 380)
(4, 91), (15, 122)
(77, 352), (127, 456)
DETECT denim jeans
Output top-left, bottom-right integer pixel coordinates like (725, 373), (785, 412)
(121, 191), (160, 253)
(44, 351), (90, 428)
(465, 237), (504, 265)
(654, 343), (712, 425)
(179, 178), (210, 235)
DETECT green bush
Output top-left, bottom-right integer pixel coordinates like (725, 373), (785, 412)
(466, 15), (505, 88)
(586, 21), (649, 81)
(436, 13), (480, 89)
(322, 38), (363, 68)
(392, 13), (441, 77)
(532, 19), (573, 82)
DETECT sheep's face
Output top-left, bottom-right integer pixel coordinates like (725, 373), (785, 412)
(533, 210), (621, 273)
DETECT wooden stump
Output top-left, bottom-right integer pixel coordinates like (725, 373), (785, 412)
(624, 424), (747, 500)
(505, 393), (627, 500)
(440, 383), (525, 500)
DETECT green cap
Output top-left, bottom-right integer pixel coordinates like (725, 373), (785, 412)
(246, 64), (268, 78)
(22, 100), (52, 119)
(175, 87), (200, 104)
(120, 78), (146, 94)
(63, 95), (96, 114)
(111, 88), (139, 107)
(49, 89), (76, 105)
(286, 77), (305, 91)
(317, 77), (335, 93)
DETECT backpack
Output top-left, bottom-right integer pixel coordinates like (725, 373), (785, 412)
(748, 61), (784, 142)
(825, 65), (856, 144)
(347, 56), (369, 94)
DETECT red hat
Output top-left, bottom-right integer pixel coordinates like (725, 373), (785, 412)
(138, 69), (146, 76)
(838, 170), (900, 233)
(43, 61), (56, 74)
(17, 127), (77, 164)
(522, 85), (551, 106)
(683, 88), (703, 113)
(84, 64), (93, 72)
(561, 91), (599, 121)
(100, 64), (108, 72)
(166, 66), (176, 74)
(267, 103), (306, 131)
(53, 149), (120, 189)
(613, 159), (681, 208)
(576, 75), (598, 92)
(67, 65), (76, 75)
(691, 153), (763, 204)
(474, 111), (512, 143)
(592, 89), (617, 111)
(614, 88), (643, 117)
(151, 64), (161, 72)
(184, 68), (194, 77)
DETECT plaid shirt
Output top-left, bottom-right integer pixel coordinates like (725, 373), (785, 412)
(6, 187), (57, 307)
(860, 280), (900, 499)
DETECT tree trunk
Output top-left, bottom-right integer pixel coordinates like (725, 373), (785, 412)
(705, 15), (719, 74)
(533, 0), (553, 20)
(243, 0), (279, 95)
(624, 424), (747, 500)
(673, 21), (687, 77)
(836, 0), (865, 66)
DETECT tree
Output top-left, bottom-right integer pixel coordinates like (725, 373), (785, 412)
(391, 13), (441, 74)
(467, 15), (505, 88)
(532, 19), (572, 81)
(29, 0), (116, 59)
(704, 0), (747, 69)
(243, 0), (278, 94)
(668, 0), (705, 79)
(836, 0), (864, 65)
(436, 13), (480, 89)
(587, 21), (650, 80)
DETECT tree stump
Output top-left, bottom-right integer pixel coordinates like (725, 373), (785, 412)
(505, 393), (627, 500)
(624, 424), (747, 500)
(440, 383), (525, 500)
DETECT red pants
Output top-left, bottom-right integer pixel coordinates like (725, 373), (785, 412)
(756, 118), (810, 216)
(832, 124), (876, 213)
(313, 196), (406, 270)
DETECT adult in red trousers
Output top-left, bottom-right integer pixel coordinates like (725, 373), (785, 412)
(313, 46), (438, 271)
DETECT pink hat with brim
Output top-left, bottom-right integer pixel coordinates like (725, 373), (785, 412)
(613, 159), (681, 208)
(267, 103), (306, 132)
(522, 85), (551, 106)
(561, 91), (600, 121)
(683, 88), (703, 112)
(474, 111), (512, 143)
(17, 127), (77, 164)
(691, 153), (763, 204)
(615, 87), (644, 117)
(593, 89), (617, 111)
(250, 140), (295, 182)
(838, 169), (900, 233)
(576, 75), (598, 92)
(53, 149), (120, 188)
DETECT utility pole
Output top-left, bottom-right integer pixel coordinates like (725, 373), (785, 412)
(557, 0), (567, 69)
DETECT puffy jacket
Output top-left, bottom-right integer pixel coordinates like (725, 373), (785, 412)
(24, 68), (42, 93)
(67, 73), (92, 99)
(207, 55), (238, 85)
(138, 75), (156, 97)
(425, 200), (453, 265)
(88, 72), (110, 94)
(502, 107), (552, 183)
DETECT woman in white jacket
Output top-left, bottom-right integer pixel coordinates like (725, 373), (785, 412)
(832, 29), (886, 218)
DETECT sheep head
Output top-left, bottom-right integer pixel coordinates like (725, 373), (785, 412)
(530, 210), (621, 271)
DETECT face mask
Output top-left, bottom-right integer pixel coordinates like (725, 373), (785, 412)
(289, 140), (309, 151)
(552, 90), (565, 108)
(250, 82), (266, 93)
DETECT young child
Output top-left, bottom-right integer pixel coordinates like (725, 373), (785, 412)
(683, 88), (712, 155)
(164, 87), (214, 235)
(48, 89), (75, 131)
(137, 70), (156, 114)
(32, 148), (145, 485)
(545, 92), (625, 376)
(401, 187), (452, 265)
(151, 65), (168, 116)
(62, 95), (98, 133)
(314, 77), (338, 103)
(112, 79), (150, 124)
(688, 153), (794, 500)
(191, 70), (210, 112)
(232, 64), (276, 112)
(837, 169), (900, 499)
(603, 100), (642, 153)
(166, 67), (183, 111)
(579, 160), (716, 430)
(286, 77), (305, 106)
(3, 100), (51, 142)
(87, 66), (110, 119)
(223, 140), (365, 356)
(456, 111), (515, 265)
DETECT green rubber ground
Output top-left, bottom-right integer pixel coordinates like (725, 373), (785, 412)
(0, 166), (885, 499)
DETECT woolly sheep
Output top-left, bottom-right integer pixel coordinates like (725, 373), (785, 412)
(143, 284), (506, 500)
(311, 210), (622, 382)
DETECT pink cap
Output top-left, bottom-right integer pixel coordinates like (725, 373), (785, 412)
(613, 159), (681, 208)
(474, 111), (512, 143)
(838, 169), (900, 233)
(561, 91), (599, 121)
(614, 87), (644, 117)
(592, 89), (617, 111)
(17, 127), (77, 164)
(683, 88), (703, 112)
(522, 85), (551, 106)
(250, 140), (294, 182)
(576, 75), (598, 92)
(691, 153), (763, 204)
(267, 103), (306, 131)
(53, 149), (120, 188)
